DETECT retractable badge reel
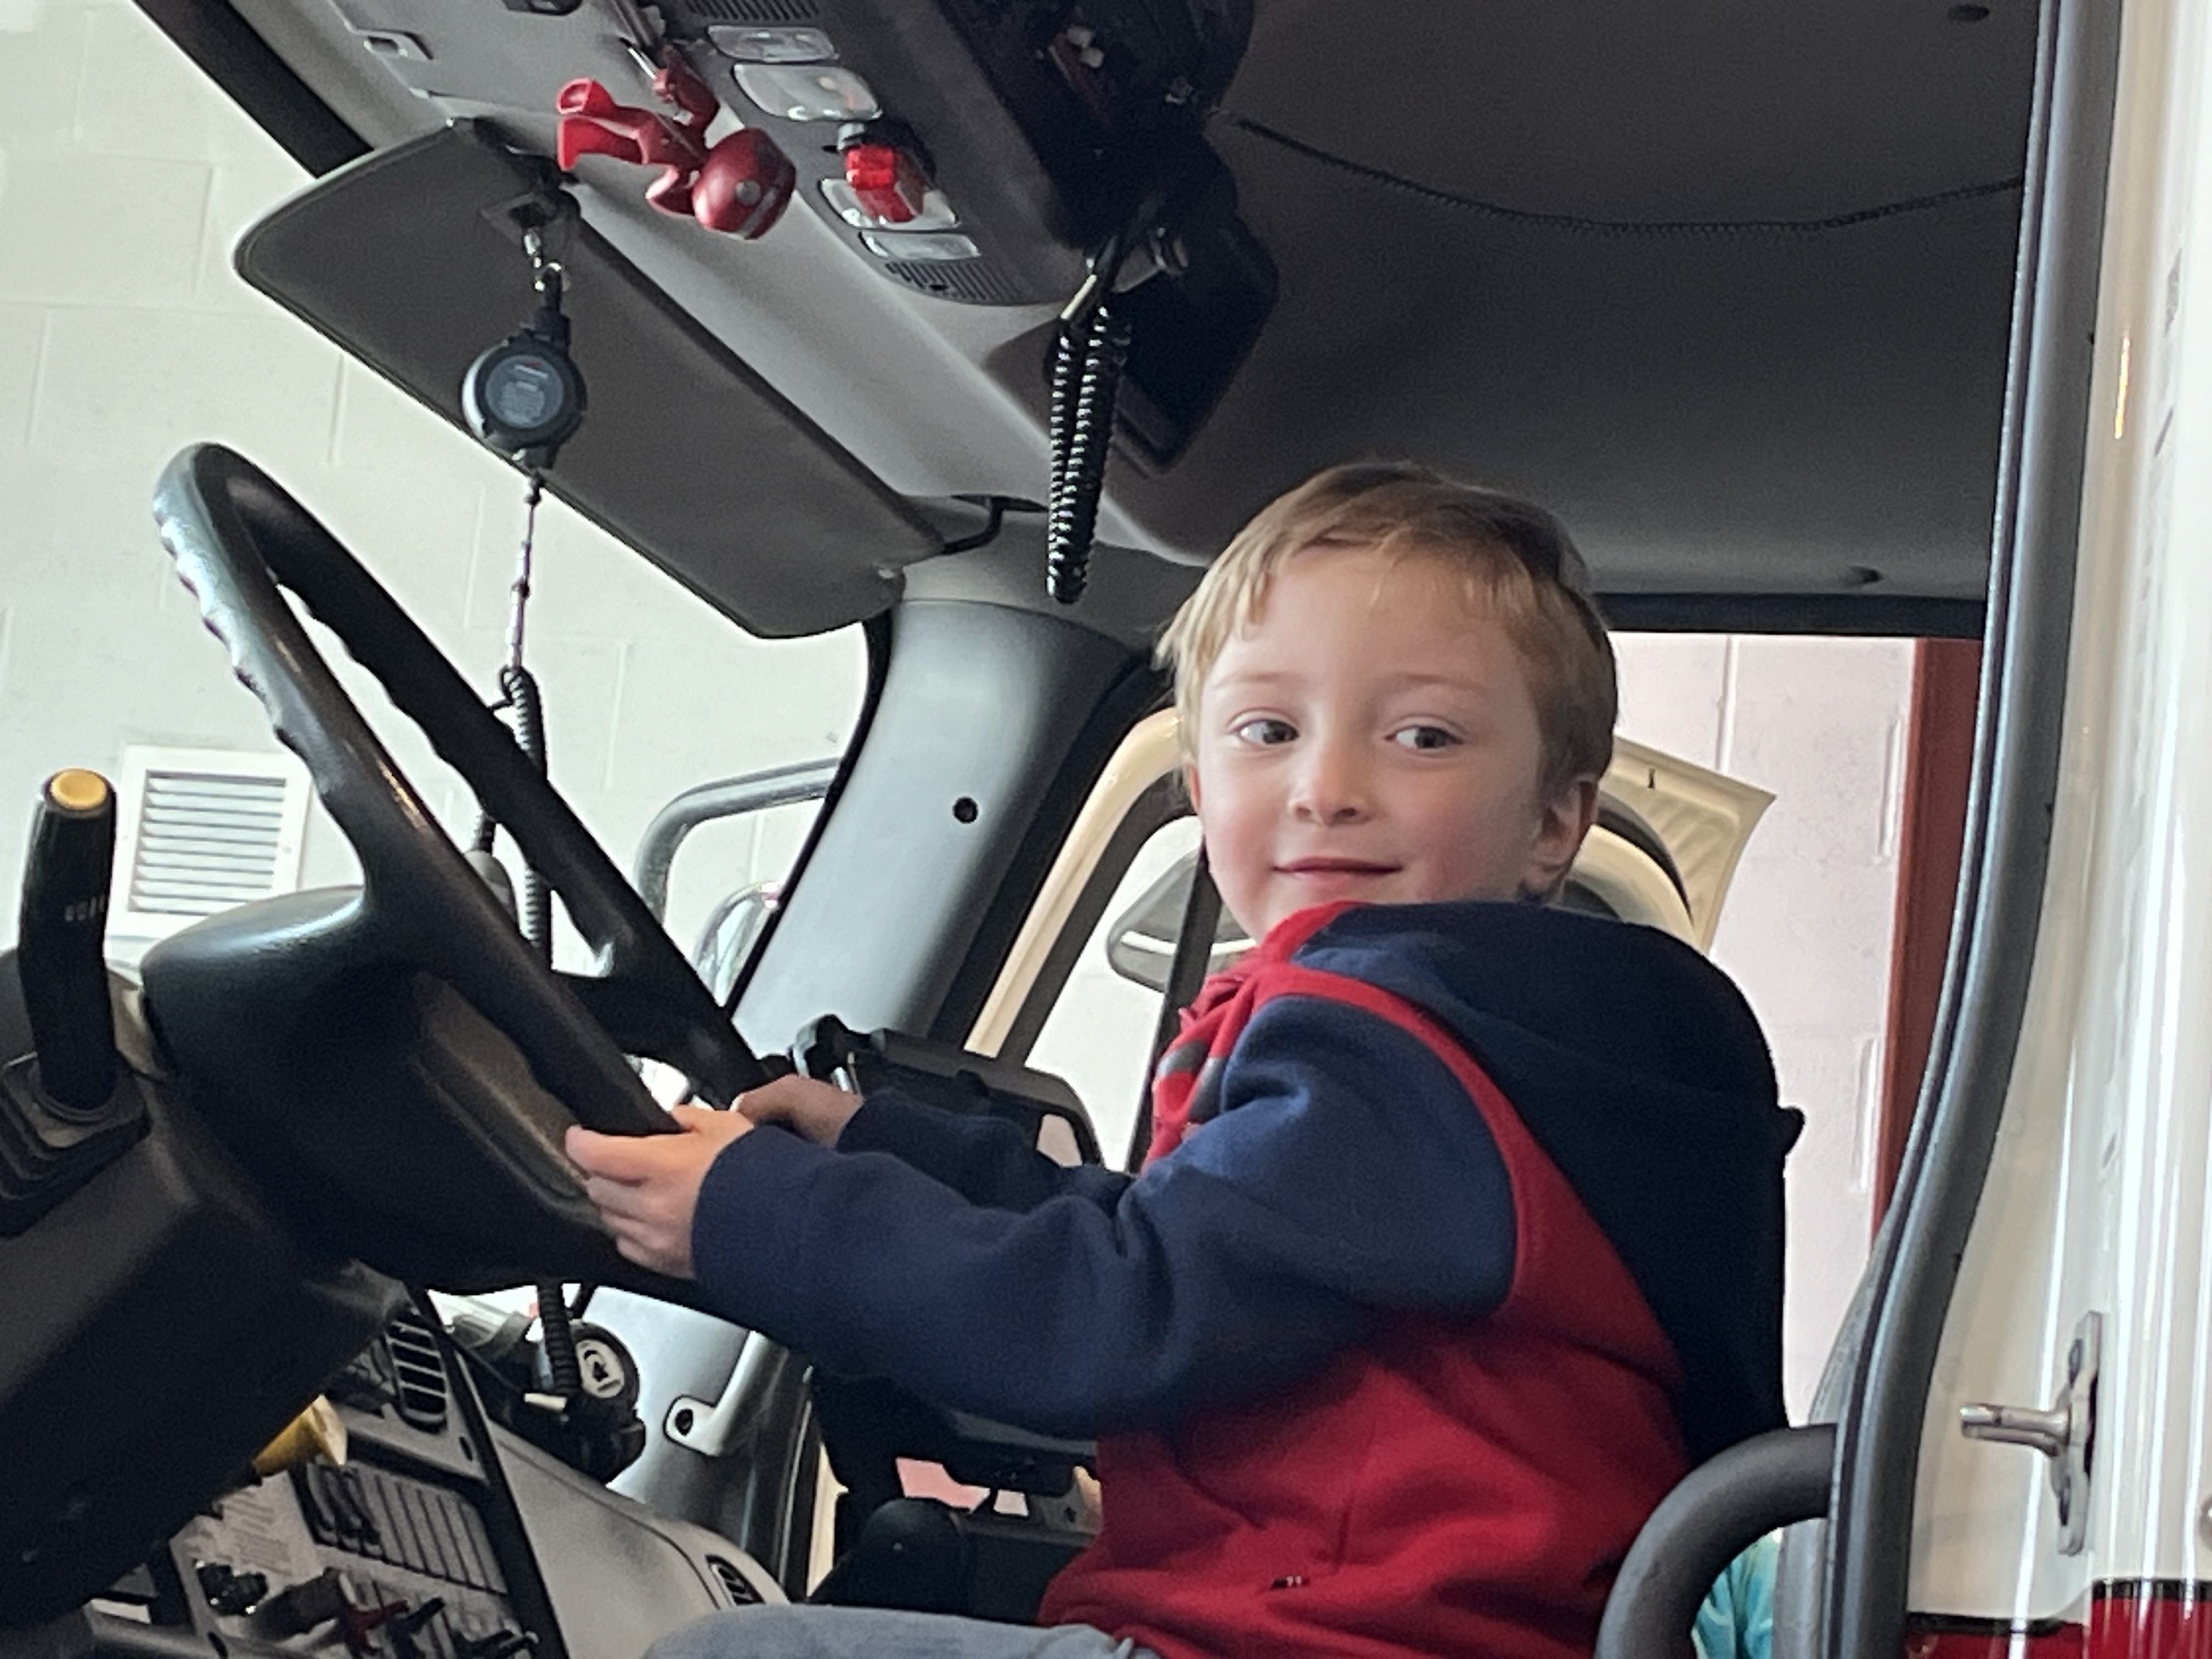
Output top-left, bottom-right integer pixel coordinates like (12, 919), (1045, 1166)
(463, 221), (586, 470)
(454, 204), (586, 954)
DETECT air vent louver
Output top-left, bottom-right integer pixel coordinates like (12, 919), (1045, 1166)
(111, 747), (309, 942)
(684, 0), (817, 20)
(384, 1311), (452, 1433)
(706, 1556), (760, 1605)
(128, 772), (284, 912)
(881, 259), (1021, 305)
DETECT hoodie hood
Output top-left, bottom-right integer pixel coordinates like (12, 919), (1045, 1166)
(1291, 899), (1802, 1459)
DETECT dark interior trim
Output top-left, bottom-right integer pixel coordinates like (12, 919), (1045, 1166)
(1820, 0), (2122, 1650)
(1218, 111), (2026, 239)
(1595, 1425), (1837, 1659)
(732, 601), (1158, 1052)
(927, 654), (1169, 1049)
(1598, 594), (1986, 639)
(132, 0), (366, 177)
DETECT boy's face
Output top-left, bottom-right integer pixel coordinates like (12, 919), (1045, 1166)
(1187, 543), (1597, 941)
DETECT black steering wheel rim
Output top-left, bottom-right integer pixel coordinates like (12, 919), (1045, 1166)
(150, 443), (767, 1131)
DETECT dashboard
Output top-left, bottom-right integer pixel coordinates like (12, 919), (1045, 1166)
(7, 1305), (780, 1659)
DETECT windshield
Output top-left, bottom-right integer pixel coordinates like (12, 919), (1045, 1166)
(0, 0), (865, 972)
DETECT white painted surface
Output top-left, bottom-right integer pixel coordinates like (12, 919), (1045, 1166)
(1622, 635), (1912, 1418)
(1908, 0), (2212, 1616)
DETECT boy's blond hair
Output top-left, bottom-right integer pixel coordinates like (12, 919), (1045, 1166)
(1160, 462), (1618, 800)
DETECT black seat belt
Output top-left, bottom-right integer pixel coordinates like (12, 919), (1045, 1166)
(1127, 847), (1222, 1167)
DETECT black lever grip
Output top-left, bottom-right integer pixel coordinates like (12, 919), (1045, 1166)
(18, 769), (119, 1110)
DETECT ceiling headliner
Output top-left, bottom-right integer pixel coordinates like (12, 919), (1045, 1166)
(146, 0), (2040, 634)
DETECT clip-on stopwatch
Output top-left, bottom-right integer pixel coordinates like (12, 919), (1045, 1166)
(458, 210), (584, 943)
(462, 219), (586, 471)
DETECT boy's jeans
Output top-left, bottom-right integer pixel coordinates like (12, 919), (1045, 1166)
(650, 1607), (1161, 1659)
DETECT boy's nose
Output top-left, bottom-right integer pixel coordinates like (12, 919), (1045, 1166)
(1289, 742), (1372, 823)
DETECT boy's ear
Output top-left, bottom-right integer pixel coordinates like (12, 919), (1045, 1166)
(1523, 775), (1600, 898)
(1182, 760), (1203, 812)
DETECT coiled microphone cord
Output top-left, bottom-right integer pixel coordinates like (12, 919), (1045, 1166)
(1046, 301), (1132, 605)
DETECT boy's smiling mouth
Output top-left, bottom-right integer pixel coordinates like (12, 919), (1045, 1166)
(1276, 857), (1402, 876)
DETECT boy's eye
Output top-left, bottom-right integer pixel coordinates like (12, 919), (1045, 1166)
(1390, 724), (1459, 752)
(1231, 717), (1297, 747)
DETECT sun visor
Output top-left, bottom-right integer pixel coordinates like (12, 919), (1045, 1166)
(234, 121), (943, 637)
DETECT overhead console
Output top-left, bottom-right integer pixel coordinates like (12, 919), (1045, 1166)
(642, 0), (1279, 464)
(658, 0), (1235, 295)
(226, 0), (1277, 520)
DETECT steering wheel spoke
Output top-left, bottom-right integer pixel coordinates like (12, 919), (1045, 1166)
(556, 970), (765, 1105)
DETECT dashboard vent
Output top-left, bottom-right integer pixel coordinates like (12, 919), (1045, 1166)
(329, 1336), (398, 1415)
(385, 1311), (451, 1433)
(705, 1556), (760, 1606)
(687, 0), (817, 20)
(882, 259), (1021, 306)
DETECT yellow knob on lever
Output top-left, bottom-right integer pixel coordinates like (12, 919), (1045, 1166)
(252, 1396), (348, 1477)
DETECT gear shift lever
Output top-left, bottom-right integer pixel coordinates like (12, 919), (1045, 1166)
(16, 769), (120, 1110)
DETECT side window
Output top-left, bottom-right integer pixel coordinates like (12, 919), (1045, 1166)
(1023, 814), (1203, 1169)
(634, 759), (844, 1002)
(0, 0), (874, 965)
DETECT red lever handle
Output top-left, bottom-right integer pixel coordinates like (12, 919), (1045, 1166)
(554, 69), (795, 238)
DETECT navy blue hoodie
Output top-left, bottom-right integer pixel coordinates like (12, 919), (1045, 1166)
(690, 900), (1798, 1658)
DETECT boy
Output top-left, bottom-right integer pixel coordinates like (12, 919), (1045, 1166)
(568, 462), (1798, 1659)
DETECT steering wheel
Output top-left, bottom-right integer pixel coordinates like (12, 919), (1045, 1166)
(148, 444), (770, 1135)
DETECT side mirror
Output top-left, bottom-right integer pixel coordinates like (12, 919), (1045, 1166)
(1103, 855), (1250, 993)
(692, 881), (782, 1005)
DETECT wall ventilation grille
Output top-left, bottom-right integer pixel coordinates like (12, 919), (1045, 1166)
(110, 747), (311, 941)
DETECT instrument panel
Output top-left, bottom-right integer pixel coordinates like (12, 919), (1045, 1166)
(8, 1304), (778, 1659)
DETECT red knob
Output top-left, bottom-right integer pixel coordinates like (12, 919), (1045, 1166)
(842, 141), (929, 224)
(694, 128), (797, 238)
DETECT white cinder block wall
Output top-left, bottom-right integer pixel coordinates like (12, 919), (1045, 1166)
(0, 0), (1907, 1417)
(1615, 636), (1912, 1413)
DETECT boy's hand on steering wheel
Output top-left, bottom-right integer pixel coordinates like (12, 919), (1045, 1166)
(735, 1073), (861, 1146)
(565, 1106), (752, 1278)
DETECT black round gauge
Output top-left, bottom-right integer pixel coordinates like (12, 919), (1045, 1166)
(462, 332), (586, 461)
